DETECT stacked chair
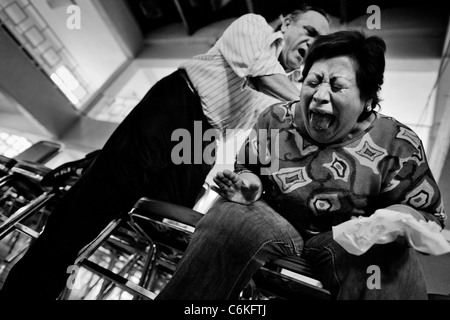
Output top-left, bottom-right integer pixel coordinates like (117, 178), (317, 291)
(2, 142), (330, 300)
(0, 141), (61, 270)
(0, 157), (53, 267)
(0, 145), (100, 279)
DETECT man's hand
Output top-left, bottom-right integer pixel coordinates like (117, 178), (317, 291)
(211, 169), (262, 205)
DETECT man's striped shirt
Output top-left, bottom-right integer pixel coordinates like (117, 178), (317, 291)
(181, 14), (298, 134)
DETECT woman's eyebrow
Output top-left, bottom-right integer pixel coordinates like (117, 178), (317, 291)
(308, 71), (322, 77)
(330, 74), (353, 81)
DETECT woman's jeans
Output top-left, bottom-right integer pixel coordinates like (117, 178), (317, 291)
(156, 199), (428, 300)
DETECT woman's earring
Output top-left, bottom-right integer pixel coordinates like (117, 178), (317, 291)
(366, 106), (372, 112)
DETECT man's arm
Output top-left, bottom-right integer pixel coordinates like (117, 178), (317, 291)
(217, 14), (301, 102)
(250, 74), (300, 101)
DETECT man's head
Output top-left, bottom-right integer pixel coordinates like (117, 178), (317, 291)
(278, 5), (330, 72)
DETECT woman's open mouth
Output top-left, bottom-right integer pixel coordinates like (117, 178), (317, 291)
(309, 111), (335, 131)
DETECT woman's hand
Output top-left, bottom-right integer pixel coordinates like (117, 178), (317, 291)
(211, 169), (262, 205)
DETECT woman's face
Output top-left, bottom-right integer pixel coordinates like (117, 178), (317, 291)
(296, 55), (367, 144)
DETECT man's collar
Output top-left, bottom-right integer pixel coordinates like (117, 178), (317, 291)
(286, 68), (303, 82)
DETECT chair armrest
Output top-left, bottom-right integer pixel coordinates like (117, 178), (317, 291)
(0, 155), (17, 173)
(130, 197), (203, 228)
(11, 161), (51, 181)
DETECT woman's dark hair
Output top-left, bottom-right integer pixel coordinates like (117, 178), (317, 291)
(302, 30), (386, 115)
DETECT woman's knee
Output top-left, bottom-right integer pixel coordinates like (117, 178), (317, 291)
(197, 200), (267, 240)
(196, 199), (303, 255)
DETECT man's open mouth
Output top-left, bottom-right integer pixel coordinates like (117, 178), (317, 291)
(298, 48), (306, 59)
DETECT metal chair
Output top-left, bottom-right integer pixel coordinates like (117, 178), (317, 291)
(250, 255), (331, 300)
(61, 196), (202, 300)
(0, 139), (64, 252)
(0, 160), (52, 266)
(0, 150), (100, 269)
(62, 193), (330, 300)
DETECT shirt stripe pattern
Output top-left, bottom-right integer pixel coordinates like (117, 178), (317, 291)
(181, 14), (288, 133)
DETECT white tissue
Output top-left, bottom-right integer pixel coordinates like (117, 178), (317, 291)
(332, 209), (450, 256)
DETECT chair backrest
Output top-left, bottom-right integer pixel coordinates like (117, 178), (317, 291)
(40, 149), (101, 188)
(14, 140), (62, 164)
(128, 197), (204, 254)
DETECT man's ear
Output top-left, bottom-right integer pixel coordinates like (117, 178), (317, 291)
(280, 15), (293, 33)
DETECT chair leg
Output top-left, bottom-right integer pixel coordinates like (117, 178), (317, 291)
(59, 217), (125, 300)
(122, 219), (163, 299)
(97, 252), (142, 300)
(134, 243), (157, 300)
(63, 216), (161, 300)
(75, 216), (124, 264)
(78, 259), (157, 299)
(5, 235), (32, 263)
(0, 192), (55, 240)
